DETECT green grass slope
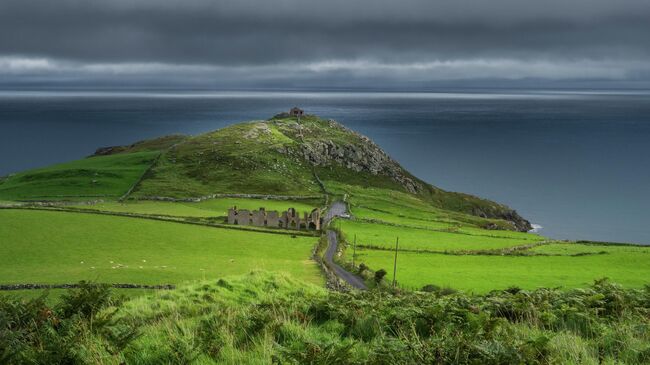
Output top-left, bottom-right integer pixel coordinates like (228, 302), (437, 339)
(0, 209), (322, 286)
(3, 271), (649, 364)
(132, 120), (322, 198)
(0, 151), (159, 201)
(92, 134), (189, 156)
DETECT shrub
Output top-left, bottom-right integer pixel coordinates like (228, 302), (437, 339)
(421, 284), (440, 292)
(0, 282), (138, 364)
(357, 263), (369, 274)
(438, 287), (457, 296)
(374, 269), (387, 283)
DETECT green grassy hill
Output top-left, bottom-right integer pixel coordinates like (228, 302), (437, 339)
(0, 151), (159, 201)
(0, 114), (530, 230)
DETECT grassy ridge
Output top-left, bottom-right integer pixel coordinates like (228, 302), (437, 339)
(92, 134), (188, 156)
(0, 209), (322, 287)
(0, 152), (159, 201)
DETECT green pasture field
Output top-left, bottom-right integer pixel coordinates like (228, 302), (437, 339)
(338, 219), (542, 252)
(71, 197), (324, 218)
(352, 246), (650, 292)
(0, 152), (159, 201)
(0, 209), (323, 290)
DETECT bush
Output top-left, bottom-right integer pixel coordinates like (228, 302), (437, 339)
(374, 269), (387, 283)
(357, 263), (369, 274)
(421, 284), (440, 292)
(0, 282), (138, 364)
(439, 287), (457, 296)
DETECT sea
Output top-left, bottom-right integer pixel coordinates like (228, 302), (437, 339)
(0, 89), (648, 244)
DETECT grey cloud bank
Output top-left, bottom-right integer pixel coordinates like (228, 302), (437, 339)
(1, 0), (649, 88)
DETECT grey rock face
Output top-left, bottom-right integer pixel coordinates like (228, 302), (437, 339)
(287, 123), (423, 194)
(473, 206), (533, 232)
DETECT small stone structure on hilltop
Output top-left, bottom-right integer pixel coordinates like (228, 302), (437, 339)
(228, 206), (322, 230)
(274, 107), (305, 119)
(289, 107), (304, 117)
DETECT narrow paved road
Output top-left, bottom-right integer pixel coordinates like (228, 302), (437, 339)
(324, 202), (368, 290)
(324, 201), (347, 223)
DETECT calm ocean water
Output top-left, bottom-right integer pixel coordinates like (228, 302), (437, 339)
(0, 90), (649, 244)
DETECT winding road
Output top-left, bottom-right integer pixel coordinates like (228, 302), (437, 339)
(324, 202), (368, 290)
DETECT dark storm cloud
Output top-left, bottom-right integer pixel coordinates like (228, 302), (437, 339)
(0, 0), (649, 85)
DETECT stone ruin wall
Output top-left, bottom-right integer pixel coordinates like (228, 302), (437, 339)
(228, 206), (322, 230)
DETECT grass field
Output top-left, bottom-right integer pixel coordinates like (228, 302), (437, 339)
(352, 246), (650, 292)
(0, 209), (322, 287)
(339, 219), (542, 252)
(0, 152), (158, 200)
(71, 197), (324, 218)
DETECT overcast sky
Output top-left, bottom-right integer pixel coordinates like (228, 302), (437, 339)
(1, 0), (649, 89)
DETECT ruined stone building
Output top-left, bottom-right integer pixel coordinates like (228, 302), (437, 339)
(289, 107), (304, 117)
(273, 107), (305, 119)
(228, 206), (321, 230)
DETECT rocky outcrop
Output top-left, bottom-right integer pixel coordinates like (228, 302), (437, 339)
(296, 139), (423, 194)
(500, 209), (533, 232)
(93, 146), (126, 156)
(243, 122), (271, 139)
(278, 120), (423, 194)
(473, 207), (533, 232)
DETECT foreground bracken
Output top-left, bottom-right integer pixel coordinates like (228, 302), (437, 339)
(1, 272), (649, 364)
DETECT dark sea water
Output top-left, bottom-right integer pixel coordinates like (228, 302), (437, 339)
(1, 90), (649, 244)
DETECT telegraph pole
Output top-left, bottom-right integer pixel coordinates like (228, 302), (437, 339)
(352, 234), (357, 268)
(392, 236), (399, 288)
